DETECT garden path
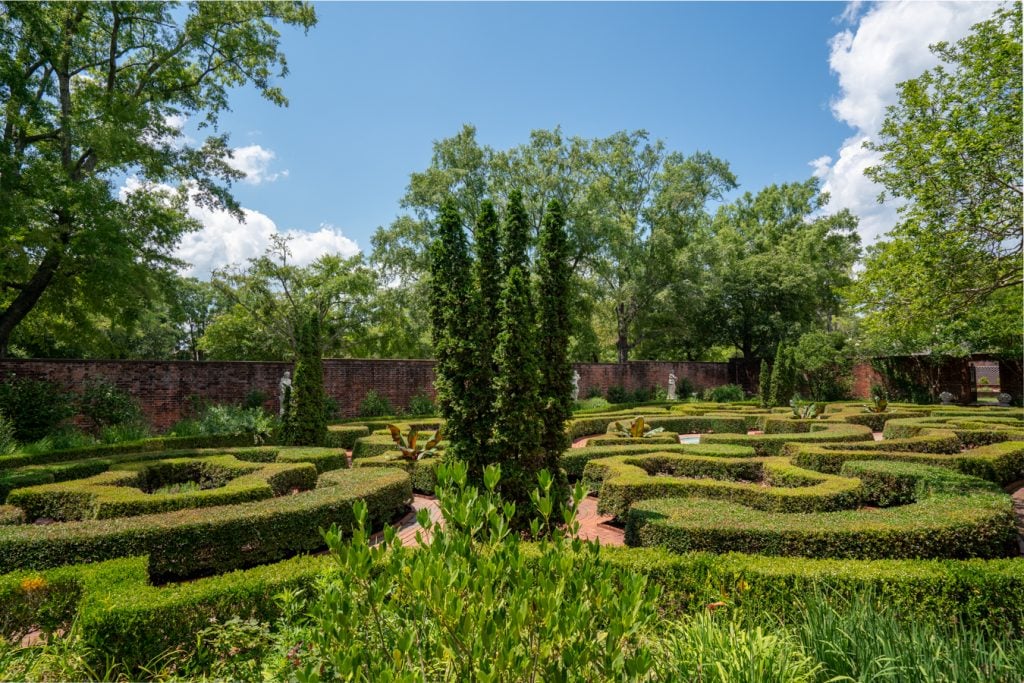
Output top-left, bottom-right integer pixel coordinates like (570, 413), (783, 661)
(1009, 480), (1024, 555)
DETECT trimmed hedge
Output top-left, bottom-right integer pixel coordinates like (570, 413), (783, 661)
(839, 410), (927, 432)
(324, 424), (370, 449)
(560, 443), (756, 481)
(354, 452), (439, 494)
(0, 468), (412, 582)
(586, 433), (681, 446)
(789, 441), (1024, 487)
(352, 432), (447, 459)
(625, 461), (1017, 561)
(273, 447), (349, 473)
(0, 433), (256, 470)
(6, 456), (318, 522)
(584, 455), (864, 519)
(702, 423), (873, 456)
(596, 547), (1024, 631)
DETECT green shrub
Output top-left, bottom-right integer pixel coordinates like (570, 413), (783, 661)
(78, 379), (143, 433)
(357, 389), (394, 418)
(0, 468), (412, 581)
(574, 396), (611, 411)
(702, 423), (873, 456)
(560, 443), (756, 481)
(0, 412), (16, 456)
(0, 376), (75, 442)
(0, 433), (255, 470)
(606, 385), (631, 404)
(405, 392), (436, 416)
(354, 452), (439, 493)
(703, 384), (746, 403)
(169, 404), (276, 444)
(241, 390), (268, 410)
(281, 313), (327, 447)
(99, 421), (150, 444)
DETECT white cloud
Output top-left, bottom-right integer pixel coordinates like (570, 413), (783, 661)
(226, 144), (289, 185)
(813, 1), (998, 244)
(119, 177), (360, 279)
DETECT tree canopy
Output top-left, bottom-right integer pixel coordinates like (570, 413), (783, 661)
(0, 1), (316, 355)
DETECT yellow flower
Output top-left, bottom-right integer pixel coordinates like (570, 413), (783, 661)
(20, 576), (46, 593)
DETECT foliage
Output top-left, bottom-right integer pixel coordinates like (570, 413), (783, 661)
(791, 330), (853, 401)
(0, 413), (16, 456)
(404, 392), (436, 417)
(98, 422), (150, 445)
(282, 314), (327, 447)
(789, 400), (826, 419)
(385, 424), (442, 462)
(357, 390), (394, 418)
(0, 376), (74, 442)
(758, 358), (771, 408)
(0, 2), (317, 355)
(611, 417), (666, 438)
(854, 5), (1022, 357)
(77, 379), (143, 434)
(535, 198), (573, 504)
(864, 397), (889, 414)
(209, 236), (376, 361)
(767, 344), (797, 408)
(429, 198), (490, 479)
(181, 405), (275, 445)
(490, 192), (545, 516)
(242, 390), (269, 411)
(295, 461), (660, 680)
(703, 384), (746, 403)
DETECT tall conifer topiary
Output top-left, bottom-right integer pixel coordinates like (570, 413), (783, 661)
(470, 200), (503, 464)
(536, 199), (572, 504)
(768, 344), (786, 408)
(758, 358), (771, 408)
(429, 198), (477, 466)
(283, 312), (327, 446)
(491, 190), (544, 515)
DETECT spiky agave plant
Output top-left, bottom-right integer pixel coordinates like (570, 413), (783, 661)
(612, 416), (665, 438)
(387, 424), (443, 461)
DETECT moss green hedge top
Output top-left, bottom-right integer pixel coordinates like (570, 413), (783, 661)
(0, 433), (256, 470)
(584, 454), (864, 519)
(624, 461), (1017, 560)
(701, 422), (873, 456)
(0, 467), (412, 582)
(5, 455), (318, 522)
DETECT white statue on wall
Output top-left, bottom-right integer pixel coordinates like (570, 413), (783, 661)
(667, 372), (678, 401)
(571, 370), (581, 402)
(278, 370), (292, 416)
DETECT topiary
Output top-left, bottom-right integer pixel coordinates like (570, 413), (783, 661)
(281, 313), (327, 446)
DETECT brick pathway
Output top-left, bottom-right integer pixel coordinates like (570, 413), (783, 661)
(1009, 480), (1024, 556)
(575, 495), (625, 545)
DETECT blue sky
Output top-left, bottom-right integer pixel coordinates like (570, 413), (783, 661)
(171, 1), (1000, 277)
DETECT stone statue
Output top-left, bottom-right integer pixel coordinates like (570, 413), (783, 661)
(278, 370), (292, 416)
(667, 372), (678, 401)
(571, 370), (581, 402)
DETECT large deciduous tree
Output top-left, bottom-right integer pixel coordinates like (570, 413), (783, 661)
(0, 1), (316, 355)
(855, 3), (1022, 356)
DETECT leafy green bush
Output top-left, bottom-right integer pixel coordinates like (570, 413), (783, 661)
(404, 392), (436, 416)
(77, 379), (143, 433)
(575, 396), (611, 411)
(170, 404), (276, 444)
(357, 389), (394, 417)
(703, 384), (746, 403)
(323, 424), (370, 449)
(606, 385), (631, 404)
(0, 376), (75, 442)
(0, 413), (16, 456)
(99, 422), (150, 444)
(791, 330), (853, 401)
(241, 390), (268, 411)
(294, 461), (661, 680)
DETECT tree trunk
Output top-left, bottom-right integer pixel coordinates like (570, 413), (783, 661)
(0, 216), (72, 357)
(616, 302), (630, 364)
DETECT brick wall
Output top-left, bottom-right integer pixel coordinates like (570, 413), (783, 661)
(0, 358), (746, 431)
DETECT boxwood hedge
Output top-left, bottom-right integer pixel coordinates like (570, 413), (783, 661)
(0, 467), (411, 582)
(702, 422), (873, 455)
(625, 460), (1017, 561)
(584, 454), (864, 519)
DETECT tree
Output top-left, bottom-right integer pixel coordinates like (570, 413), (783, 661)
(535, 198), (572, 504)
(281, 312), (326, 446)
(491, 191), (543, 517)
(209, 236), (375, 360)
(0, 2), (316, 356)
(791, 330), (853, 401)
(758, 358), (771, 408)
(697, 180), (860, 360)
(856, 4), (1022, 356)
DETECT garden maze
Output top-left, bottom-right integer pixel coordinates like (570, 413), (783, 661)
(0, 402), (1022, 666)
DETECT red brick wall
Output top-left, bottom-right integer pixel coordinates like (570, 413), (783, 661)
(0, 358), (745, 431)
(851, 362), (883, 399)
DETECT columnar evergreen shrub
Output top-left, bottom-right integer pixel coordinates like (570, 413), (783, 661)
(535, 199), (572, 504)
(491, 191), (545, 513)
(768, 344), (797, 407)
(429, 198), (484, 473)
(469, 200), (502, 464)
(282, 314), (327, 446)
(759, 358), (771, 408)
